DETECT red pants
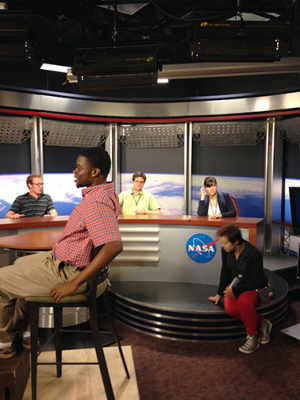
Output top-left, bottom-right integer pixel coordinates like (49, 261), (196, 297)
(224, 289), (262, 336)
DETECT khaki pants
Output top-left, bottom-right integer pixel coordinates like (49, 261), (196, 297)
(0, 251), (86, 342)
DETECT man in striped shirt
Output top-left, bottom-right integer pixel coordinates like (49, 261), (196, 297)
(5, 174), (58, 219)
(0, 147), (123, 359)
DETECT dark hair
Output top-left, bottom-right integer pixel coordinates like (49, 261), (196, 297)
(27, 174), (42, 186)
(204, 176), (217, 187)
(132, 171), (146, 182)
(79, 147), (111, 177)
(216, 224), (243, 245)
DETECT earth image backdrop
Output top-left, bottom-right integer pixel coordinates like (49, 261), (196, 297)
(0, 173), (296, 220)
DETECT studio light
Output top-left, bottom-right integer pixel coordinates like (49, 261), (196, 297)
(157, 78), (169, 84)
(40, 63), (71, 73)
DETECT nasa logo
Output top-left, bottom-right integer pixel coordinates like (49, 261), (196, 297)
(186, 233), (218, 264)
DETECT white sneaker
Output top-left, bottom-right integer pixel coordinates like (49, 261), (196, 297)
(258, 318), (272, 345)
(239, 335), (260, 354)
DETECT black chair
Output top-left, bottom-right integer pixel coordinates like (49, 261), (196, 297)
(24, 266), (130, 400)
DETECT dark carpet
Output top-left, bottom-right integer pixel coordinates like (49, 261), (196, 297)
(113, 301), (300, 400)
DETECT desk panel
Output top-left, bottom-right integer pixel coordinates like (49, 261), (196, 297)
(0, 216), (264, 286)
(111, 216), (264, 285)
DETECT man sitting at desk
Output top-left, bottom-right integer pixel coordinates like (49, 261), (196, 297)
(5, 174), (58, 219)
(119, 171), (162, 215)
(0, 147), (123, 359)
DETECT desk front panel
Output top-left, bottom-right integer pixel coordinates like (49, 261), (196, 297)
(111, 224), (250, 285)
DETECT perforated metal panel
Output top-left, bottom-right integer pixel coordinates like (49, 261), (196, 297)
(193, 122), (265, 146)
(0, 116), (32, 144)
(42, 120), (108, 147)
(119, 125), (184, 148)
(277, 118), (300, 144)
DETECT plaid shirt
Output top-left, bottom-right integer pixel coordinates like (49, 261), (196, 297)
(52, 182), (122, 269)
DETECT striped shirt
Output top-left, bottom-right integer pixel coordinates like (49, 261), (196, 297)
(9, 193), (55, 217)
(52, 182), (122, 269)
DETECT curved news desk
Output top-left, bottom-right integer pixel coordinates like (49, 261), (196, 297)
(0, 215), (288, 340)
(112, 215), (265, 286)
(111, 216), (288, 341)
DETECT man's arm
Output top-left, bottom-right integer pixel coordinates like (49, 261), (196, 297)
(145, 208), (162, 215)
(50, 240), (123, 303)
(146, 193), (162, 215)
(46, 196), (58, 217)
(135, 207), (162, 215)
(5, 197), (23, 219)
(5, 211), (24, 219)
(49, 209), (58, 216)
(118, 191), (124, 206)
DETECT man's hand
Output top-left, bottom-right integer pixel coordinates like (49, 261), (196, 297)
(208, 294), (222, 305)
(50, 281), (79, 303)
(50, 241), (123, 304)
(135, 208), (146, 215)
(10, 213), (25, 219)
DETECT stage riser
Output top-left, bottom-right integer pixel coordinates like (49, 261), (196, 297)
(113, 314), (288, 342)
(111, 296), (288, 324)
(111, 303), (288, 332)
(109, 273), (289, 342)
(110, 296), (288, 341)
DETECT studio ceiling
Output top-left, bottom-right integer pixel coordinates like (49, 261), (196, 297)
(2, 0), (300, 67)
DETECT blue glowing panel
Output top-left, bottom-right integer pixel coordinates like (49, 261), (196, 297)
(285, 178), (300, 222)
(0, 172), (267, 218)
(0, 173), (81, 218)
(120, 173), (185, 215)
(192, 175), (264, 218)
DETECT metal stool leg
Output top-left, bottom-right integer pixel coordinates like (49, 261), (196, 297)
(90, 296), (115, 400)
(29, 303), (40, 400)
(54, 307), (63, 377)
(104, 291), (130, 378)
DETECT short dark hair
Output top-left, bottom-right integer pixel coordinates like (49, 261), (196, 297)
(216, 224), (243, 245)
(204, 176), (217, 187)
(132, 171), (146, 182)
(27, 174), (42, 187)
(79, 147), (111, 177)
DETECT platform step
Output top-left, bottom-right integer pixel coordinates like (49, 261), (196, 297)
(109, 271), (289, 342)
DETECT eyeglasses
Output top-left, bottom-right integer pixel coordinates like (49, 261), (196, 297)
(32, 183), (44, 187)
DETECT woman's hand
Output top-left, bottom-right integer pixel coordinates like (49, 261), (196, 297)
(208, 294), (222, 305)
(200, 186), (207, 200)
(209, 213), (222, 220)
(223, 286), (234, 298)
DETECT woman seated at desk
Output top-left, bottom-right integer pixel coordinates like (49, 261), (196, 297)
(197, 176), (236, 219)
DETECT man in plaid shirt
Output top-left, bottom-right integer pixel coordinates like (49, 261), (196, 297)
(0, 147), (123, 359)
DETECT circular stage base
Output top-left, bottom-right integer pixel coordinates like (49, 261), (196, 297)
(109, 271), (288, 341)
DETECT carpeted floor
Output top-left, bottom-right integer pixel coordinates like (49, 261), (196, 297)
(114, 301), (300, 400)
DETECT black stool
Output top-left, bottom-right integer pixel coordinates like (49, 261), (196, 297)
(25, 267), (130, 400)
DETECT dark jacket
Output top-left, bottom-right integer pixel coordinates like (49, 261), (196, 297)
(197, 191), (236, 218)
(217, 240), (268, 297)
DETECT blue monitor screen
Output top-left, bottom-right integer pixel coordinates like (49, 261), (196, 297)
(289, 187), (300, 234)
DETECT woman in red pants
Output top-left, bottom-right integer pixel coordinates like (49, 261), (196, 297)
(208, 224), (272, 354)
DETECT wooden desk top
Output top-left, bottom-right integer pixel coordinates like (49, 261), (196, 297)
(0, 215), (264, 231)
(0, 216), (264, 251)
(0, 230), (62, 250)
(118, 215), (264, 228)
(273, 220), (292, 227)
(0, 216), (69, 230)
